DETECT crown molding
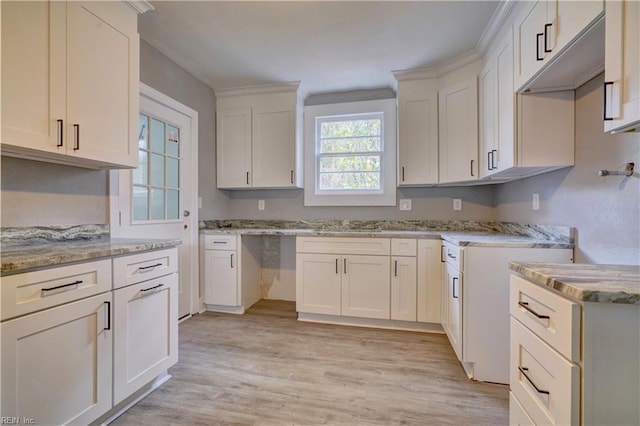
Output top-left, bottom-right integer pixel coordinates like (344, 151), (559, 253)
(391, 67), (438, 81)
(475, 0), (519, 55)
(437, 50), (481, 76)
(214, 81), (301, 98)
(392, 49), (481, 82)
(123, 1), (154, 14)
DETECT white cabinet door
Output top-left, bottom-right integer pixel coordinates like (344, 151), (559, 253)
(252, 106), (296, 188)
(397, 79), (439, 186)
(604, 0), (640, 132)
(204, 250), (239, 306)
(1, 1), (65, 156)
(113, 274), (178, 404)
(1, 292), (113, 425)
(391, 256), (417, 321)
(341, 255), (390, 319)
(296, 253), (342, 315)
(514, 1), (549, 90)
(494, 31), (516, 173)
(417, 240), (442, 323)
(479, 61), (496, 179)
(444, 262), (463, 361)
(65, 1), (138, 167)
(438, 78), (478, 183)
(216, 108), (253, 188)
(1, 1), (138, 168)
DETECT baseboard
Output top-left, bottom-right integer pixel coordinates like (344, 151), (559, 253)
(297, 312), (444, 334)
(204, 304), (245, 314)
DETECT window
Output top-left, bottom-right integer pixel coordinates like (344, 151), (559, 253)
(304, 99), (396, 206)
(133, 113), (181, 222)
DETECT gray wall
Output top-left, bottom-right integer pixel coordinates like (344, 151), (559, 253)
(1, 157), (109, 226)
(139, 40), (227, 220)
(494, 75), (640, 265)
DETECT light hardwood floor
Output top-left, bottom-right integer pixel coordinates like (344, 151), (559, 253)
(113, 300), (508, 425)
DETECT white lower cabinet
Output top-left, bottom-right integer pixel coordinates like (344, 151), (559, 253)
(295, 253), (342, 315)
(1, 292), (113, 425)
(443, 258), (463, 360)
(204, 249), (239, 306)
(341, 255), (391, 319)
(391, 256), (417, 321)
(113, 273), (178, 404)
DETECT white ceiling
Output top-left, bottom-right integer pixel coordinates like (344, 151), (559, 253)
(138, 1), (500, 97)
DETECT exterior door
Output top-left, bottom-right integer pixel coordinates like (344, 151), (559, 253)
(111, 84), (198, 319)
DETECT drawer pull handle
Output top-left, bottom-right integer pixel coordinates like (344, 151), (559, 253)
(141, 283), (164, 293)
(41, 280), (83, 294)
(138, 263), (162, 271)
(212, 241), (228, 244)
(447, 253), (457, 260)
(452, 277), (459, 299)
(518, 301), (550, 320)
(104, 301), (111, 330)
(518, 366), (550, 395)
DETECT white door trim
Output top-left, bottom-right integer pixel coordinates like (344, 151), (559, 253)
(109, 83), (200, 315)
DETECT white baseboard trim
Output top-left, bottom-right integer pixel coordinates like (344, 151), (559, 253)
(204, 304), (245, 314)
(297, 312), (444, 334)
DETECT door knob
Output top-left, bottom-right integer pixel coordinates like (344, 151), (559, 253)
(183, 210), (190, 217)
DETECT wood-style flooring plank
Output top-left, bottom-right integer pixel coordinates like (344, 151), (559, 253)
(112, 300), (508, 425)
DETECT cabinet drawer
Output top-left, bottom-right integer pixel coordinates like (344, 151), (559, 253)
(203, 234), (238, 251)
(113, 248), (178, 289)
(509, 392), (535, 426)
(443, 242), (462, 270)
(391, 238), (417, 256)
(510, 317), (579, 426)
(296, 237), (390, 256)
(1, 259), (112, 321)
(510, 274), (580, 362)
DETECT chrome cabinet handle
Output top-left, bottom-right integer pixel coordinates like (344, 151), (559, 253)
(518, 366), (550, 395)
(57, 119), (64, 147)
(73, 124), (80, 150)
(518, 301), (550, 320)
(41, 280), (83, 295)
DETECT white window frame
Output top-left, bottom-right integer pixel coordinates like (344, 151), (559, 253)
(304, 99), (397, 206)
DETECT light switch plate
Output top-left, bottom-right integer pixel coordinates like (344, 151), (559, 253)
(532, 193), (540, 210)
(258, 200), (265, 210)
(453, 199), (462, 211)
(399, 199), (412, 211)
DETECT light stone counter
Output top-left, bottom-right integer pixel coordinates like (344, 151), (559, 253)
(1, 224), (181, 275)
(509, 262), (640, 304)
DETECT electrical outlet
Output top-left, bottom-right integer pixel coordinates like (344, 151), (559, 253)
(399, 199), (412, 211)
(258, 200), (265, 211)
(453, 199), (462, 211)
(532, 193), (540, 210)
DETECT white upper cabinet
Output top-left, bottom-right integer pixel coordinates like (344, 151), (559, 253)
(395, 78), (439, 186)
(216, 83), (303, 189)
(1, 1), (141, 169)
(604, 0), (640, 133)
(438, 76), (479, 184)
(480, 26), (575, 182)
(514, 0), (604, 93)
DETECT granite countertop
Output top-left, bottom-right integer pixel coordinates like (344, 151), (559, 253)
(1, 237), (181, 276)
(510, 262), (640, 304)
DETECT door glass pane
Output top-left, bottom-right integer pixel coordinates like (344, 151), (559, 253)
(167, 189), (179, 220)
(166, 157), (179, 189)
(132, 186), (148, 220)
(139, 114), (149, 149)
(150, 188), (165, 220)
(150, 118), (165, 153)
(150, 153), (165, 187)
(133, 150), (148, 185)
(166, 124), (180, 157)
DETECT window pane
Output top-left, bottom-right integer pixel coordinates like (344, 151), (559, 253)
(132, 186), (148, 220)
(139, 114), (149, 149)
(320, 137), (381, 154)
(150, 188), (165, 220)
(166, 157), (179, 189)
(150, 153), (165, 187)
(319, 155), (380, 173)
(133, 150), (148, 185)
(150, 118), (165, 153)
(166, 125), (180, 157)
(319, 172), (380, 190)
(167, 189), (179, 220)
(320, 119), (380, 138)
